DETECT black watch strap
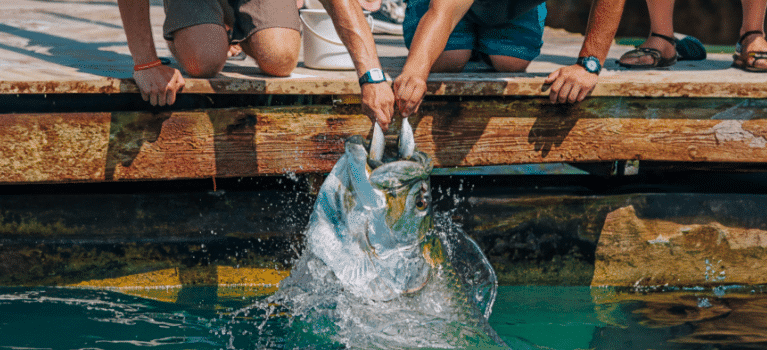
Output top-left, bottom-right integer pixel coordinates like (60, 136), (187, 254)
(359, 68), (386, 85)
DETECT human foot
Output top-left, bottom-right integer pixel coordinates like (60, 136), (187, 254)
(618, 32), (677, 68)
(735, 31), (767, 71)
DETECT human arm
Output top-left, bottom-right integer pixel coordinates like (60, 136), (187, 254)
(543, 0), (625, 104)
(117, 0), (184, 106)
(319, 0), (395, 130)
(393, 0), (473, 117)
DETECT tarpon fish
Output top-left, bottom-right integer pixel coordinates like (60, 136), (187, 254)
(269, 120), (502, 348)
(306, 118), (433, 301)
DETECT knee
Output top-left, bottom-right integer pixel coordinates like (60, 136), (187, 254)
(169, 24), (228, 78)
(244, 29), (300, 77)
(255, 46), (299, 77)
(181, 53), (227, 78)
(431, 50), (471, 72)
(490, 56), (531, 72)
(431, 61), (467, 73)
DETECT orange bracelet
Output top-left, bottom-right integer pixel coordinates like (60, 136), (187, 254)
(133, 59), (163, 71)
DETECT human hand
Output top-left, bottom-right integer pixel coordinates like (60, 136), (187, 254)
(133, 65), (185, 106)
(361, 82), (395, 131)
(544, 65), (598, 104)
(393, 72), (428, 118)
(227, 44), (243, 58)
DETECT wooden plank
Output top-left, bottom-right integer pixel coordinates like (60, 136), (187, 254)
(3, 98), (767, 184)
(4, 72), (767, 99)
(0, 112), (111, 183)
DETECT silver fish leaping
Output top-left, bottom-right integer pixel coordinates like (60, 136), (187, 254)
(271, 121), (503, 348)
(305, 121), (433, 301)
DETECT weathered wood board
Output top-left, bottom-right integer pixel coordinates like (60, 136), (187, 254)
(6, 71), (767, 98)
(3, 98), (767, 183)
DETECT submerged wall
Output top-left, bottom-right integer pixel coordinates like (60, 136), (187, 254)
(3, 172), (767, 289)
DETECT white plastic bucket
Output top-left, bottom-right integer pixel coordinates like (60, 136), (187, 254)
(300, 9), (373, 70)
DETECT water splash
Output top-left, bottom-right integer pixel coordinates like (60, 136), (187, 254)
(704, 258), (727, 283)
(261, 212), (505, 349)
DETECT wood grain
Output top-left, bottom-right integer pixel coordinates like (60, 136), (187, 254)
(2, 99), (767, 183)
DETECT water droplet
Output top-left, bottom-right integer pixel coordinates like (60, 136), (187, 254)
(697, 298), (712, 308)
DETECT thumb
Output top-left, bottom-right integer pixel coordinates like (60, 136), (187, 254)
(377, 111), (391, 132)
(544, 69), (560, 84)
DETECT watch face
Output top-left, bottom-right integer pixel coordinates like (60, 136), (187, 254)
(371, 69), (384, 81)
(580, 57), (600, 73)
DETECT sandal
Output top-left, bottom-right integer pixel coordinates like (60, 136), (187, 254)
(733, 30), (767, 72)
(617, 32), (678, 69)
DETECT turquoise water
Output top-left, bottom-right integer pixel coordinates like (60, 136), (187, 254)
(2, 286), (766, 349)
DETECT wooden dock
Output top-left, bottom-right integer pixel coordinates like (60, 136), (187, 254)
(3, 0), (767, 184)
(4, 0), (767, 290)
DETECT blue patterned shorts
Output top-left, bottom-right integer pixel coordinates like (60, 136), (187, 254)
(402, 0), (546, 61)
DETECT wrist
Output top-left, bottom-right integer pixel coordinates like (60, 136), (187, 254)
(132, 53), (161, 65)
(399, 64), (429, 81)
(134, 59), (164, 71)
(359, 68), (387, 85)
(576, 56), (601, 75)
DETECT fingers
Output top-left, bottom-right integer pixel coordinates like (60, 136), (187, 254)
(394, 76), (426, 117)
(361, 83), (395, 132)
(567, 84), (580, 104)
(576, 87), (590, 103)
(158, 84), (167, 106)
(544, 70), (559, 84)
(548, 66), (597, 104)
(135, 66), (185, 107)
(548, 74), (566, 104)
(377, 109), (391, 132)
(167, 89), (176, 106)
(165, 71), (185, 106)
(380, 99), (393, 132)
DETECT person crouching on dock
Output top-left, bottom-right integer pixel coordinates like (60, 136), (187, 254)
(393, 0), (628, 117)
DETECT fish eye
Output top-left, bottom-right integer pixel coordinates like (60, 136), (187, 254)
(415, 192), (428, 210)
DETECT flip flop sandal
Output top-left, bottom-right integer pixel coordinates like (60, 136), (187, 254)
(617, 32), (679, 69)
(733, 30), (767, 72)
(676, 34), (707, 61)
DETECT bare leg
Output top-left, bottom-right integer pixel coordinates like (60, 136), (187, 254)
(619, 0), (676, 66)
(240, 27), (300, 77)
(167, 24), (229, 78)
(740, 0), (767, 69)
(488, 55), (531, 72)
(431, 50), (471, 72)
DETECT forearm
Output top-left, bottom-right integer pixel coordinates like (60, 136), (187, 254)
(117, 0), (159, 65)
(400, 8), (460, 78)
(579, 0), (626, 63)
(319, 0), (382, 76)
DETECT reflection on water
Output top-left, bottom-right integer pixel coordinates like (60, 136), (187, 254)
(3, 286), (767, 349)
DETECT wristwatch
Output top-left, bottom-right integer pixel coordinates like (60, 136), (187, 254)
(359, 68), (386, 85)
(576, 56), (601, 75)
